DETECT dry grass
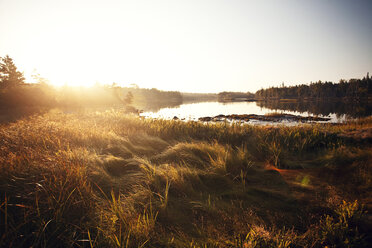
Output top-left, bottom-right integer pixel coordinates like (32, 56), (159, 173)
(0, 110), (371, 247)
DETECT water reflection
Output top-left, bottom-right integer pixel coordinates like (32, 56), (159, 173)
(135, 99), (182, 112)
(140, 100), (371, 123)
(1, 100), (369, 124)
(257, 100), (372, 118)
(141, 101), (272, 120)
(141, 101), (316, 120)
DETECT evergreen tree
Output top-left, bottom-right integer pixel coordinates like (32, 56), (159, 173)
(0, 55), (25, 89)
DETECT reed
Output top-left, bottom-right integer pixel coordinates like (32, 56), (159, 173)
(0, 110), (370, 247)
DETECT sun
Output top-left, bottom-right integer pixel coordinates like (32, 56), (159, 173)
(22, 54), (102, 88)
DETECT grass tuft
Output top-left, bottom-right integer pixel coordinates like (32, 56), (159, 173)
(0, 111), (371, 247)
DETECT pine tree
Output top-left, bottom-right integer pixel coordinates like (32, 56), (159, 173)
(0, 55), (25, 89)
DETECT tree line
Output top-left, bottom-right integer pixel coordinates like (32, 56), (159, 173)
(1, 54), (371, 110)
(255, 75), (372, 101)
(218, 91), (255, 102)
(0, 55), (183, 111)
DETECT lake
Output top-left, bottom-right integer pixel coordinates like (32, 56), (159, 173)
(1, 100), (369, 125)
(140, 101), (362, 124)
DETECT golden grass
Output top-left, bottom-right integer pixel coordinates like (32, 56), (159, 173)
(0, 110), (371, 247)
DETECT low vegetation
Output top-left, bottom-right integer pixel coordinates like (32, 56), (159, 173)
(0, 111), (371, 247)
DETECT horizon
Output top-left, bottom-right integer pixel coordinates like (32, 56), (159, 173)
(1, 0), (371, 93)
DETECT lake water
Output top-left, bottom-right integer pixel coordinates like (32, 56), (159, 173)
(140, 101), (350, 124)
(1, 100), (367, 125)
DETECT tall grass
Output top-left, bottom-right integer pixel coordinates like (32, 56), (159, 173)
(0, 110), (371, 247)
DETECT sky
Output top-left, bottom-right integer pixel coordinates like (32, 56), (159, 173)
(0, 0), (371, 93)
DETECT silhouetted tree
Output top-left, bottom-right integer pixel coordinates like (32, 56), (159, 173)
(124, 91), (133, 105)
(0, 55), (25, 89)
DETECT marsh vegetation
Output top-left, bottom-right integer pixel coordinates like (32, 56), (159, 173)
(0, 111), (371, 247)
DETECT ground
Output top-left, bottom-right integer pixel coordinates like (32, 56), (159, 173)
(0, 110), (371, 247)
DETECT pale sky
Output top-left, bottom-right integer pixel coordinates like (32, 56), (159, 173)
(0, 0), (371, 93)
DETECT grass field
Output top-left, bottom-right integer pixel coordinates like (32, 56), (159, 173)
(0, 110), (371, 247)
